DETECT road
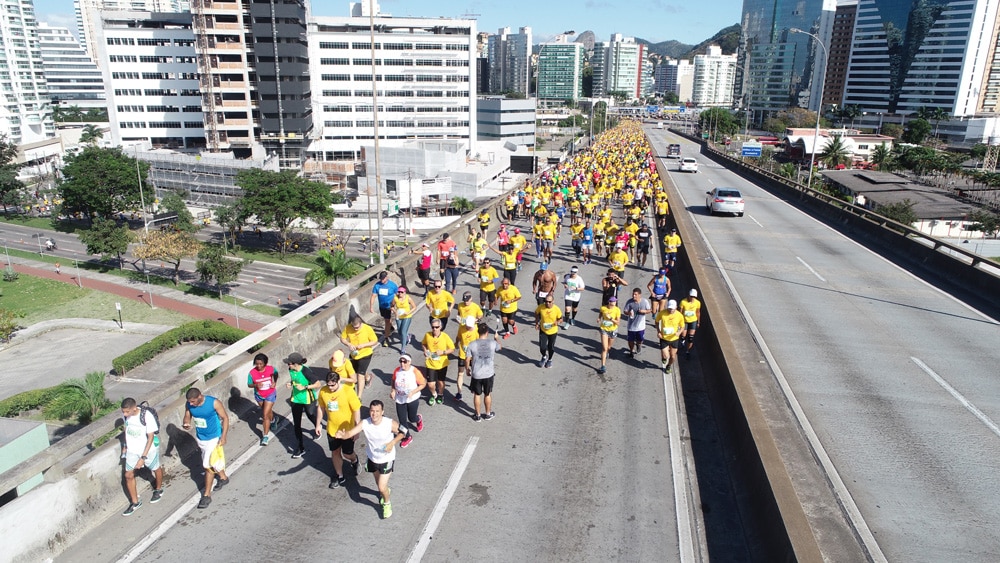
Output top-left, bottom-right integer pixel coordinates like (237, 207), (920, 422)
(647, 127), (1000, 561)
(59, 198), (705, 561)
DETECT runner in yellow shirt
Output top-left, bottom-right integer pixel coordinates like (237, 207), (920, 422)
(421, 319), (456, 404)
(596, 296), (622, 374)
(454, 315), (479, 402)
(679, 289), (702, 358)
(534, 295), (563, 369)
(654, 299), (685, 374)
(496, 277), (522, 338)
(477, 258), (500, 311)
(425, 281), (455, 331)
(315, 371), (361, 489)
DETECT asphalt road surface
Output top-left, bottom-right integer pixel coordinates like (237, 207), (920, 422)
(647, 127), (1000, 562)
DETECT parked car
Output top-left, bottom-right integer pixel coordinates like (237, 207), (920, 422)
(679, 158), (698, 173)
(706, 187), (745, 216)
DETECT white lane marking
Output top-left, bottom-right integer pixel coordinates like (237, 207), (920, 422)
(911, 357), (1000, 439)
(664, 367), (698, 561)
(118, 428), (260, 563)
(796, 256), (827, 282)
(748, 214), (764, 228)
(406, 436), (479, 563)
(685, 211), (887, 562)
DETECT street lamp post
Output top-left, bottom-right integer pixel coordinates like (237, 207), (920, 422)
(791, 28), (828, 192)
(877, 112), (884, 135)
(369, 0), (385, 265)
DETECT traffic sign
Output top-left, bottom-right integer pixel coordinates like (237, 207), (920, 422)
(741, 141), (762, 158)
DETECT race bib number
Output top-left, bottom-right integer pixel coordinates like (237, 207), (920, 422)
(481, 275), (491, 282)
(661, 327), (675, 336)
(258, 379), (272, 391)
(602, 320), (614, 328)
(193, 417), (207, 429)
(538, 291), (548, 298)
(327, 400), (339, 412)
(542, 322), (554, 330)
(378, 288), (389, 296)
(434, 308), (443, 316)
(684, 311), (696, 318)
(502, 301), (510, 308)
(351, 349), (362, 358)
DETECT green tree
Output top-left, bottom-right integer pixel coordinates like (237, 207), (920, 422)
(778, 162), (798, 180)
(303, 249), (364, 291)
(133, 230), (202, 284)
(501, 90), (526, 100)
(44, 371), (113, 423)
(237, 169), (337, 258)
(881, 123), (904, 139)
(78, 217), (134, 268)
(451, 197), (474, 214)
(819, 135), (852, 168)
(0, 308), (24, 343)
(699, 107), (739, 140)
(607, 90), (630, 103)
(870, 143), (892, 170)
(663, 91), (679, 105)
(902, 118), (932, 144)
(968, 210), (1000, 238)
(58, 146), (147, 222)
(0, 136), (24, 215)
(775, 107), (819, 129)
(214, 200), (247, 247)
(970, 143), (988, 162)
(79, 124), (103, 145)
(83, 108), (109, 122)
(158, 190), (198, 233)
(878, 199), (918, 226)
(196, 243), (251, 296)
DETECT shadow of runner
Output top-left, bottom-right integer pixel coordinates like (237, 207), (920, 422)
(161, 422), (209, 493)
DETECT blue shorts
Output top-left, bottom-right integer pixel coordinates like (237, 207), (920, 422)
(255, 391), (277, 403)
(628, 330), (645, 343)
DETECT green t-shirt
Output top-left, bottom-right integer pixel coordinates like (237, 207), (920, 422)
(289, 366), (318, 404)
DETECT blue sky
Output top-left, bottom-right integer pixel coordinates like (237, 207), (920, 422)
(33, 0), (743, 46)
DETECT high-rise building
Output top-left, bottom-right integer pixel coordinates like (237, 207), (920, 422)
(736, 0), (836, 113)
(656, 59), (694, 102)
(536, 38), (584, 107)
(823, 1), (857, 108)
(487, 26), (531, 96)
(843, 0), (1000, 118)
(592, 34), (644, 100)
(692, 45), (737, 107)
(307, 3), (476, 162)
(0, 0), (55, 145)
(75, 0), (191, 66)
(38, 23), (105, 109)
(477, 96), (535, 147)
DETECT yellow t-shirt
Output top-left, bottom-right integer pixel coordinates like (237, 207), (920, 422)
(341, 323), (377, 360)
(426, 290), (454, 319)
(655, 310), (685, 342)
(330, 361), (357, 390)
(570, 223), (584, 240)
(456, 301), (483, 322)
(499, 250), (517, 270)
(680, 298), (701, 322)
(599, 305), (621, 332)
(656, 201), (669, 215)
(609, 250), (629, 272)
(510, 235), (527, 253)
(541, 224), (556, 241)
(422, 332), (455, 369)
(478, 266), (499, 291)
(393, 294), (413, 319)
(535, 304), (563, 335)
(456, 325), (479, 360)
(318, 384), (361, 436)
(497, 286), (521, 314)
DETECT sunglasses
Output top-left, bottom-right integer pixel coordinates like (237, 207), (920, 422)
(400, 359), (410, 364)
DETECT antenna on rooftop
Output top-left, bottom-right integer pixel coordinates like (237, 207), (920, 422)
(461, 11), (481, 19)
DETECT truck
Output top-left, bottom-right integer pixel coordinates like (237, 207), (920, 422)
(667, 144), (681, 158)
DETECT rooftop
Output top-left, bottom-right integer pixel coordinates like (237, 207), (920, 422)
(820, 169), (980, 220)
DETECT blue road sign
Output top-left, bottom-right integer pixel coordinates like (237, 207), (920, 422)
(741, 146), (762, 158)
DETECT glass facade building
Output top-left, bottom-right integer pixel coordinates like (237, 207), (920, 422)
(537, 41), (584, 106)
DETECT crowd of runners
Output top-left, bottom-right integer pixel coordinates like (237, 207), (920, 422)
(118, 120), (704, 522)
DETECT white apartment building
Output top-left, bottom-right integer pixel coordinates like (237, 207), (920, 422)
(592, 34), (644, 100)
(307, 2), (477, 162)
(487, 26), (531, 96)
(75, 0), (190, 66)
(477, 96), (536, 147)
(656, 59), (694, 102)
(0, 0), (54, 146)
(37, 23), (105, 109)
(692, 45), (736, 107)
(96, 11), (204, 150)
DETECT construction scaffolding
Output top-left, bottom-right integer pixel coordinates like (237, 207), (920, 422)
(142, 151), (278, 208)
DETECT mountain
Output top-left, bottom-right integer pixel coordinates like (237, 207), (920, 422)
(638, 24), (741, 60)
(636, 39), (693, 59)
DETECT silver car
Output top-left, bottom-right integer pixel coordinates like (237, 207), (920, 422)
(706, 187), (745, 216)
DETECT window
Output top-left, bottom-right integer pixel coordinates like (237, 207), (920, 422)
(415, 59), (442, 66)
(110, 55), (137, 63)
(320, 58), (349, 65)
(323, 120), (352, 127)
(322, 74), (351, 81)
(184, 121), (203, 128)
(137, 38), (170, 46)
(352, 42), (379, 49)
(354, 58), (380, 65)
(382, 42), (412, 50)
(319, 41), (349, 49)
(112, 72), (140, 80)
(414, 43), (441, 50)
(322, 90), (351, 97)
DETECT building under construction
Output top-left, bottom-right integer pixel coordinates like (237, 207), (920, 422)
(141, 149), (279, 207)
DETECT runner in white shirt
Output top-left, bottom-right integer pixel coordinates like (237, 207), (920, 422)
(336, 400), (407, 519)
(562, 266), (586, 327)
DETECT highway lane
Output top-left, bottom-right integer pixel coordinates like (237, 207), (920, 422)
(648, 127), (1000, 561)
(59, 206), (703, 561)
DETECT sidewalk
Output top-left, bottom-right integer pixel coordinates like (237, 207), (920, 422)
(10, 259), (269, 332)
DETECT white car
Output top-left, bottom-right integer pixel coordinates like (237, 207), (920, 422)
(706, 187), (745, 217)
(679, 158), (698, 173)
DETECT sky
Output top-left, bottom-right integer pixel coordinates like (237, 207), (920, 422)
(32, 0), (744, 46)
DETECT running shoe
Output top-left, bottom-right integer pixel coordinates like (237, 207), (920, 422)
(197, 496), (212, 509)
(483, 412), (496, 421)
(415, 414), (424, 432)
(150, 489), (163, 504)
(351, 459), (359, 475)
(665, 364), (673, 374)
(503, 332), (510, 340)
(435, 396), (443, 405)
(383, 502), (393, 519)
(122, 501), (141, 516)
(329, 477), (341, 489)
(545, 360), (553, 368)
(512, 325), (518, 335)
(427, 395), (435, 406)
(380, 488), (391, 506)
(537, 357), (546, 368)
(260, 436), (269, 446)
(473, 414), (481, 422)
(214, 477), (230, 491)
(597, 366), (607, 374)
(271, 416), (282, 432)
(455, 392), (463, 401)
(400, 434), (414, 448)
(291, 448), (306, 459)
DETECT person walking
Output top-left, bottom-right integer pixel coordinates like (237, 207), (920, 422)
(315, 371), (362, 489)
(466, 324), (501, 421)
(421, 319), (456, 404)
(392, 286), (417, 352)
(285, 352), (323, 459)
(679, 289), (702, 357)
(623, 287), (652, 358)
(411, 242), (433, 295)
(654, 299), (685, 374)
(246, 353), (279, 446)
(339, 313), (377, 398)
(120, 397), (164, 516)
(477, 258), (500, 313)
(496, 277), (522, 338)
(370, 271), (398, 347)
(562, 266), (586, 327)
(635, 222), (652, 269)
(182, 387), (230, 509)
(437, 232), (457, 282)
(581, 220), (595, 264)
(596, 296), (622, 374)
(534, 295), (563, 368)
(532, 262), (558, 306)
(335, 400), (407, 519)
(391, 354), (426, 445)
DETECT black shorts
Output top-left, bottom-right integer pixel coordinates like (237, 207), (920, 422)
(350, 355), (372, 375)
(470, 376), (494, 396)
(480, 289), (496, 303)
(417, 267), (430, 283)
(637, 243), (650, 254)
(379, 306), (392, 320)
(327, 435), (356, 454)
(366, 459), (395, 474)
(685, 321), (699, 331)
(659, 338), (681, 350)
(426, 366), (449, 382)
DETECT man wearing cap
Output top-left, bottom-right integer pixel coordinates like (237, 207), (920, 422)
(532, 262), (558, 306)
(648, 268), (672, 315)
(286, 352), (322, 458)
(329, 350), (361, 393)
(454, 315), (479, 402)
(456, 291), (484, 325)
(411, 243), (433, 295)
(509, 228), (527, 271)
(623, 287), (652, 359)
(425, 280), (455, 331)
(477, 258), (500, 312)
(315, 371), (362, 489)
(596, 296), (622, 374)
(340, 314), (377, 397)
(391, 354), (425, 446)
(496, 277), (521, 338)
(370, 271), (399, 347)
(679, 289), (702, 358)
(421, 319), (456, 404)
(663, 228), (682, 269)
(562, 266), (586, 327)
(654, 299), (685, 374)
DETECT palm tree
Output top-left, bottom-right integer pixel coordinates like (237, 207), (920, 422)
(778, 162), (798, 180)
(45, 371), (113, 423)
(304, 249), (364, 291)
(450, 197), (474, 214)
(80, 124), (103, 145)
(870, 143), (891, 170)
(819, 135), (852, 169)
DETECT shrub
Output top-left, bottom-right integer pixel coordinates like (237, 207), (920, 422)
(44, 372), (113, 423)
(0, 386), (60, 417)
(112, 319), (264, 374)
(3, 267), (18, 282)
